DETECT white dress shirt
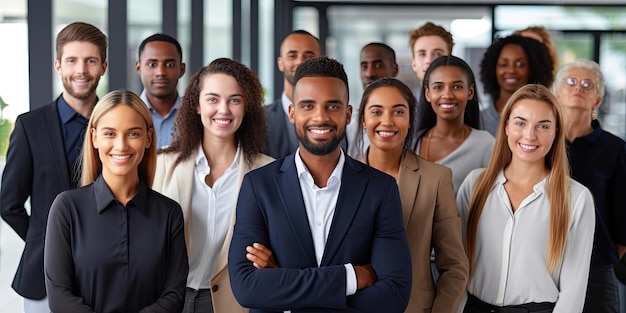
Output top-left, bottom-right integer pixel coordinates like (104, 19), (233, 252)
(456, 169), (595, 313)
(294, 148), (357, 296)
(187, 145), (240, 289)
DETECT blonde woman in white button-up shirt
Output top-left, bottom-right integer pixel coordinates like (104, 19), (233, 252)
(457, 84), (595, 313)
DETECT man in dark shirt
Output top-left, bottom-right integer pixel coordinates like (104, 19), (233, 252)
(0, 22), (108, 312)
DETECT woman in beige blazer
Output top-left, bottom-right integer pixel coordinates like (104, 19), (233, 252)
(356, 78), (469, 313)
(153, 58), (273, 313)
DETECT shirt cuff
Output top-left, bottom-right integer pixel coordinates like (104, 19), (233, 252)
(345, 263), (357, 296)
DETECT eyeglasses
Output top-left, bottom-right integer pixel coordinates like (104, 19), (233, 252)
(566, 77), (595, 90)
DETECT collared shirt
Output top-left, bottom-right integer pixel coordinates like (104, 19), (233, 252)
(140, 90), (180, 148)
(57, 96), (89, 186)
(44, 175), (188, 313)
(188, 145), (240, 289)
(457, 169), (595, 312)
(567, 120), (626, 267)
(294, 148), (357, 296)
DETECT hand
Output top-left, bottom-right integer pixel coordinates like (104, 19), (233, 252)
(246, 243), (278, 269)
(354, 264), (377, 290)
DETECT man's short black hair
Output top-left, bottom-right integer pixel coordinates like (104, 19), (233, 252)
(138, 33), (183, 60)
(294, 56), (349, 99)
(362, 42), (396, 63)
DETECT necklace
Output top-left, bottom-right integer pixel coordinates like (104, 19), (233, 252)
(424, 126), (466, 161)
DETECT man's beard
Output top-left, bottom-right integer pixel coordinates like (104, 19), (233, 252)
(63, 76), (99, 100)
(296, 124), (344, 156)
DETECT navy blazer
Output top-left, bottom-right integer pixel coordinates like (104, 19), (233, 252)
(0, 99), (73, 299)
(265, 98), (350, 159)
(229, 154), (412, 313)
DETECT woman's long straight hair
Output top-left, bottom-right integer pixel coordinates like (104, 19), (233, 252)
(465, 84), (571, 274)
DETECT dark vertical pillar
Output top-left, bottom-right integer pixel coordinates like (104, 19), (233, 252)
(163, 0), (178, 38)
(27, 0), (53, 109)
(318, 5), (328, 55)
(233, 0), (242, 61)
(250, 0), (259, 73)
(190, 0), (204, 73)
(108, 0), (128, 91)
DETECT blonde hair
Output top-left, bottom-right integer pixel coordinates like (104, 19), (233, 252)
(465, 84), (570, 274)
(81, 90), (156, 187)
(515, 26), (559, 71)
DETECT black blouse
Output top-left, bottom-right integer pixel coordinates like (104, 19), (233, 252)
(44, 175), (188, 313)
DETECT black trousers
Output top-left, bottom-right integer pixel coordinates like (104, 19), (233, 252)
(464, 294), (555, 313)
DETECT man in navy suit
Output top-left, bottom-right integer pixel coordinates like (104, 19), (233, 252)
(229, 56), (412, 312)
(0, 22), (108, 312)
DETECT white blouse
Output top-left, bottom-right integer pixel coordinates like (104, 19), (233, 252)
(457, 169), (595, 313)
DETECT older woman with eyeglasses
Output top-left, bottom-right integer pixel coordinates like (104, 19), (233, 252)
(554, 59), (626, 313)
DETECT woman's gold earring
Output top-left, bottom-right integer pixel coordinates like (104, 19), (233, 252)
(592, 111), (597, 120)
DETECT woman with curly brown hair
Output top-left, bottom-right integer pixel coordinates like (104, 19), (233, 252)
(153, 58), (273, 313)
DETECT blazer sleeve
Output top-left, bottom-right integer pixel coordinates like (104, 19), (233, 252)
(229, 174), (348, 311)
(1, 117), (34, 240)
(45, 193), (95, 313)
(431, 166), (469, 312)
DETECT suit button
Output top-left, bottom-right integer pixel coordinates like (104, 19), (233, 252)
(212, 285), (219, 292)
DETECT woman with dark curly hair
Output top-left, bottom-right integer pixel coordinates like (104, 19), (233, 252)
(479, 35), (554, 136)
(153, 58), (273, 313)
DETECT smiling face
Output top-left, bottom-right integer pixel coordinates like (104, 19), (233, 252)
(362, 86), (410, 152)
(289, 76), (351, 156)
(411, 35), (450, 81)
(505, 99), (556, 167)
(135, 41), (186, 101)
(496, 44), (530, 95)
(278, 34), (320, 87)
(197, 73), (245, 142)
(54, 41), (107, 102)
(424, 65), (474, 124)
(91, 104), (152, 183)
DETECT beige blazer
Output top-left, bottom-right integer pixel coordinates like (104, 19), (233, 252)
(153, 148), (274, 313)
(362, 151), (469, 313)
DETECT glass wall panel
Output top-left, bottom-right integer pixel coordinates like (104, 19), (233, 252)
(495, 5), (626, 31)
(259, 0), (274, 101)
(0, 2), (29, 123)
(599, 33), (626, 139)
(204, 0), (232, 64)
(128, 0), (163, 95)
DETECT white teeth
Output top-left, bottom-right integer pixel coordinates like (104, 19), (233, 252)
(111, 155), (131, 160)
(310, 129), (330, 134)
(519, 144), (538, 150)
(214, 119), (231, 125)
(310, 129), (330, 135)
(377, 131), (395, 137)
(505, 78), (518, 83)
(440, 104), (456, 109)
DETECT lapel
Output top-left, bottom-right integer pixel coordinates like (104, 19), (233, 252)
(42, 100), (71, 188)
(275, 154), (318, 267)
(172, 153), (196, 250)
(320, 157), (367, 266)
(398, 152), (421, 229)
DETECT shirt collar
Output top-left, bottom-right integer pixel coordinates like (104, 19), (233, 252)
(496, 169), (548, 193)
(585, 119), (603, 142)
(93, 175), (149, 215)
(294, 147), (345, 187)
(194, 144), (242, 170)
(140, 89), (181, 114)
(57, 96), (81, 124)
